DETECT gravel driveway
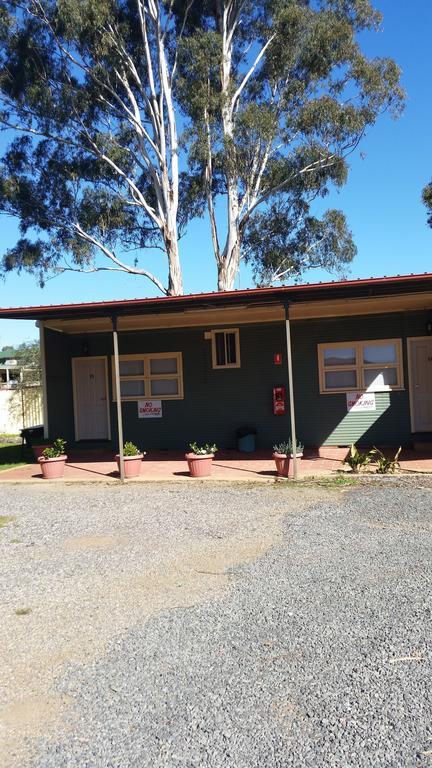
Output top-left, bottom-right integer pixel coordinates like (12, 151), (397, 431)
(0, 480), (431, 767)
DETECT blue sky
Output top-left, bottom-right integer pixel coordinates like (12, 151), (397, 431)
(1, 0), (431, 347)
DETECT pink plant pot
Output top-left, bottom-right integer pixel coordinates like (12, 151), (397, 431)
(38, 455), (67, 479)
(272, 453), (303, 478)
(185, 453), (214, 478)
(115, 454), (144, 478)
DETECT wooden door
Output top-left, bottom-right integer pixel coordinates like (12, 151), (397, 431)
(410, 339), (432, 432)
(73, 357), (110, 440)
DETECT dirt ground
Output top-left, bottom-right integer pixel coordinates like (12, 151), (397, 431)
(0, 481), (334, 768)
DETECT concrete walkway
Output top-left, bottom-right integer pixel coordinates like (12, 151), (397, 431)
(1, 447), (432, 482)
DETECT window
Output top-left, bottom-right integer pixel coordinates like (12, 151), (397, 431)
(112, 352), (183, 401)
(208, 329), (241, 369)
(318, 339), (404, 394)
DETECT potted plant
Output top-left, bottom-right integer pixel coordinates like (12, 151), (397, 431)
(31, 437), (53, 460)
(116, 441), (145, 478)
(272, 438), (304, 478)
(38, 438), (67, 479)
(186, 442), (218, 478)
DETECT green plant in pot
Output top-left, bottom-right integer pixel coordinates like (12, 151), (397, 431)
(116, 441), (145, 478)
(186, 442), (218, 478)
(38, 438), (67, 479)
(272, 438), (304, 478)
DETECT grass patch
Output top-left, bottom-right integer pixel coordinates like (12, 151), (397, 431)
(15, 607), (32, 616)
(307, 475), (358, 488)
(0, 514), (15, 528)
(0, 432), (21, 444)
(0, 442), (32, 472)
(271, 475), (359, 490)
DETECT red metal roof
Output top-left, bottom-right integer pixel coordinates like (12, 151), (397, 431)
(1, 272), (432, 321)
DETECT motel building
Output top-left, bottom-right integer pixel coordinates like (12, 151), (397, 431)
(1, 273), (432, 477)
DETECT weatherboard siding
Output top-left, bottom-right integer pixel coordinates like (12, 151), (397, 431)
(44, 309), (429, 449)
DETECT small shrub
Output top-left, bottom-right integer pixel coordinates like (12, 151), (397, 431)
(374, 446), (402, 474)
(123, 442), (141, 456)
(188, 442), (218, 455)
(42, 438), (66, 459)
(343, 444), (376, 473)
(273, 438), (304, 455)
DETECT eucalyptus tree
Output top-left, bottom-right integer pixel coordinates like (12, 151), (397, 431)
(177, 0), (404, 289)
(0, 0), (192, 295)
(423, 182), (432, 228)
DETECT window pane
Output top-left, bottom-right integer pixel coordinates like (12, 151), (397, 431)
(120, 380), (145, 397)
(150, 378), (179, 396)
(323, 347), (356, 366)
(215, 333), (226, 366)
(119, 359), (144, 376)
(226, 333), (237, 365)
(150, 357), (178, 375)
(363, 343), (397, 365)
(364, 367), (398, 389)
(325, 370), (357, 389)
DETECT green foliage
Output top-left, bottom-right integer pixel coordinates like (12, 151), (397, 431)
(422, 182), (432, 228)
(0, 0), (190, 292)
(175, 0), (404, 286)
(42, 438), (67, 459)
(122, 441), (141, 456)
(9, 341), (41, 386)
(343, 443), (376, 472)
(273, 438), (304, 455)
(0, 1), (404, 291)
(374, 446), (402, 474)
(188, 442), (218, 456)
(244, 205), (356, 285)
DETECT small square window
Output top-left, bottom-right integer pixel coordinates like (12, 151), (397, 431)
(119, 359), (144, 376)
(325, 370), (357, 389)
(323, 347), (357, 366)
(209, 329), (240, 369)
(150, 379), (179, 396)
(120, 380), (145, 397)
(150, 357), (178, 375)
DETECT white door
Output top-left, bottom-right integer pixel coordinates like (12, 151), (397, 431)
(73, 357), (110, 440)
(409, 339), (432, 432)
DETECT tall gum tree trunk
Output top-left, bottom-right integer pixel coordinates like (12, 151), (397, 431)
(166, 235), (183, 295)
(217, 239), (241, 291)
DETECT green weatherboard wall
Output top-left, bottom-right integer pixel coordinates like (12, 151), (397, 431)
(44, 309), (429, 449)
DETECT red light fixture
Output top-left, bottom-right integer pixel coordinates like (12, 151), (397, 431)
(274, 353), (282, 365)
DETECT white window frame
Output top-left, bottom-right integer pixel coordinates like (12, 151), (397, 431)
(318, 338), (404, 394)
(112, 352), (184, 401)
(207, 328), (241, 369)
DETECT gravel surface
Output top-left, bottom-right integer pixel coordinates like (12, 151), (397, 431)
(1, 479), (431, 767)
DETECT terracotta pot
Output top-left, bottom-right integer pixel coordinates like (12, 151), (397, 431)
(185, 453), (214, 478)
(32, 444), (50, 460)
(115, 454), (144, 478)
(272, 452), (303, 478)
(38, 455), (67, 479)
